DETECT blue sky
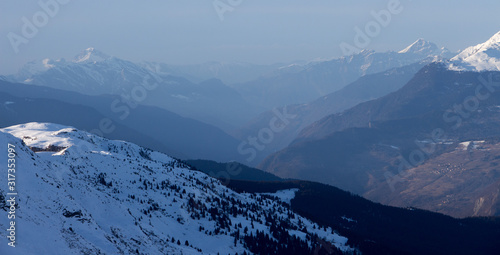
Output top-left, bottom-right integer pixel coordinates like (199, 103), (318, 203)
(1, 0), (500, 74)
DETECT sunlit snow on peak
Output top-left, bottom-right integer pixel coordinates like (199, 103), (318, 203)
(74, 47), (111, 63)
(448, 31), (500, 72)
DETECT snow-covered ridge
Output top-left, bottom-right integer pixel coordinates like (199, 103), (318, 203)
(15, 48), (112, 78)
(398, 38), (450, 57)
(2, 123), (76, 150)
(11, 38), (449, 88)
(9, 48), (155, 95)
(74, 47), (111, 63)
(272, 38), (450, 78)
(399, 38), (431, 54)
(448, 31), (500, 72)
(0, 123), (354, 254)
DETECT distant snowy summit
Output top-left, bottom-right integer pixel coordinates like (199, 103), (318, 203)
(448, 31), (500, 72)
(74, 47), (111, 63)
(272, 38), (451, 78)
(12, 38), (450, 85)
(398, 38), (451, 57)
(22, 47), (110, 70)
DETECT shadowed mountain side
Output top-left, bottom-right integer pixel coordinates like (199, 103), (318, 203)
(0, 81), (245, 162)
(184, 160), (500, 253)
(186, 159), (283, 182)
(224, 179), (500, 255)
(297, 64), (500, 141)
(8, 52), (263, 132)
(260, 64), (500, 217)
(0, 91), (184, 158)
(364, 138), (500, 218)
(233, 61), (427, 165)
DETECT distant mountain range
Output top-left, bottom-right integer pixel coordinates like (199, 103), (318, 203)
(6, 48), (262, 131)
(233, 39), (453, 109)
(259, 31), (500, 218)
(297, 31), (500, 141)
(261, 65), (500, 218)
(5, 39), (453, 133)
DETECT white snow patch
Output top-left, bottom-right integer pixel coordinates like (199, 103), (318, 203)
(260, 188), (299, 204)
(42, 58), (55, 69)
(341, 216), (356, 223)
(459, 141), (485, 150)
(459, 141), (471, 150)
(1, 123), (77, 151)
(74, 47), (110, 63)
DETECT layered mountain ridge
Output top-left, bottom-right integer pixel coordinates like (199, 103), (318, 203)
(6, 50), (261, 131)
(234, 38), (452, 108)
(259, 31), (500, 218)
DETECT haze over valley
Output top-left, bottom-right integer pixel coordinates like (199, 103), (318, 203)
(2, 1), (500, 254)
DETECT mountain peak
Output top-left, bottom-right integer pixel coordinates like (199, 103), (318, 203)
(449, 30), (500, 71)
(398, 38), (439, 55)
(74, 47), (110, 63)
(484, 30), (500, 46)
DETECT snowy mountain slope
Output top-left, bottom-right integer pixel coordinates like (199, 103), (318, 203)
(0, 123), (353, 255)
(448, 31), (500, 71)
(11, 48), (153, 96)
